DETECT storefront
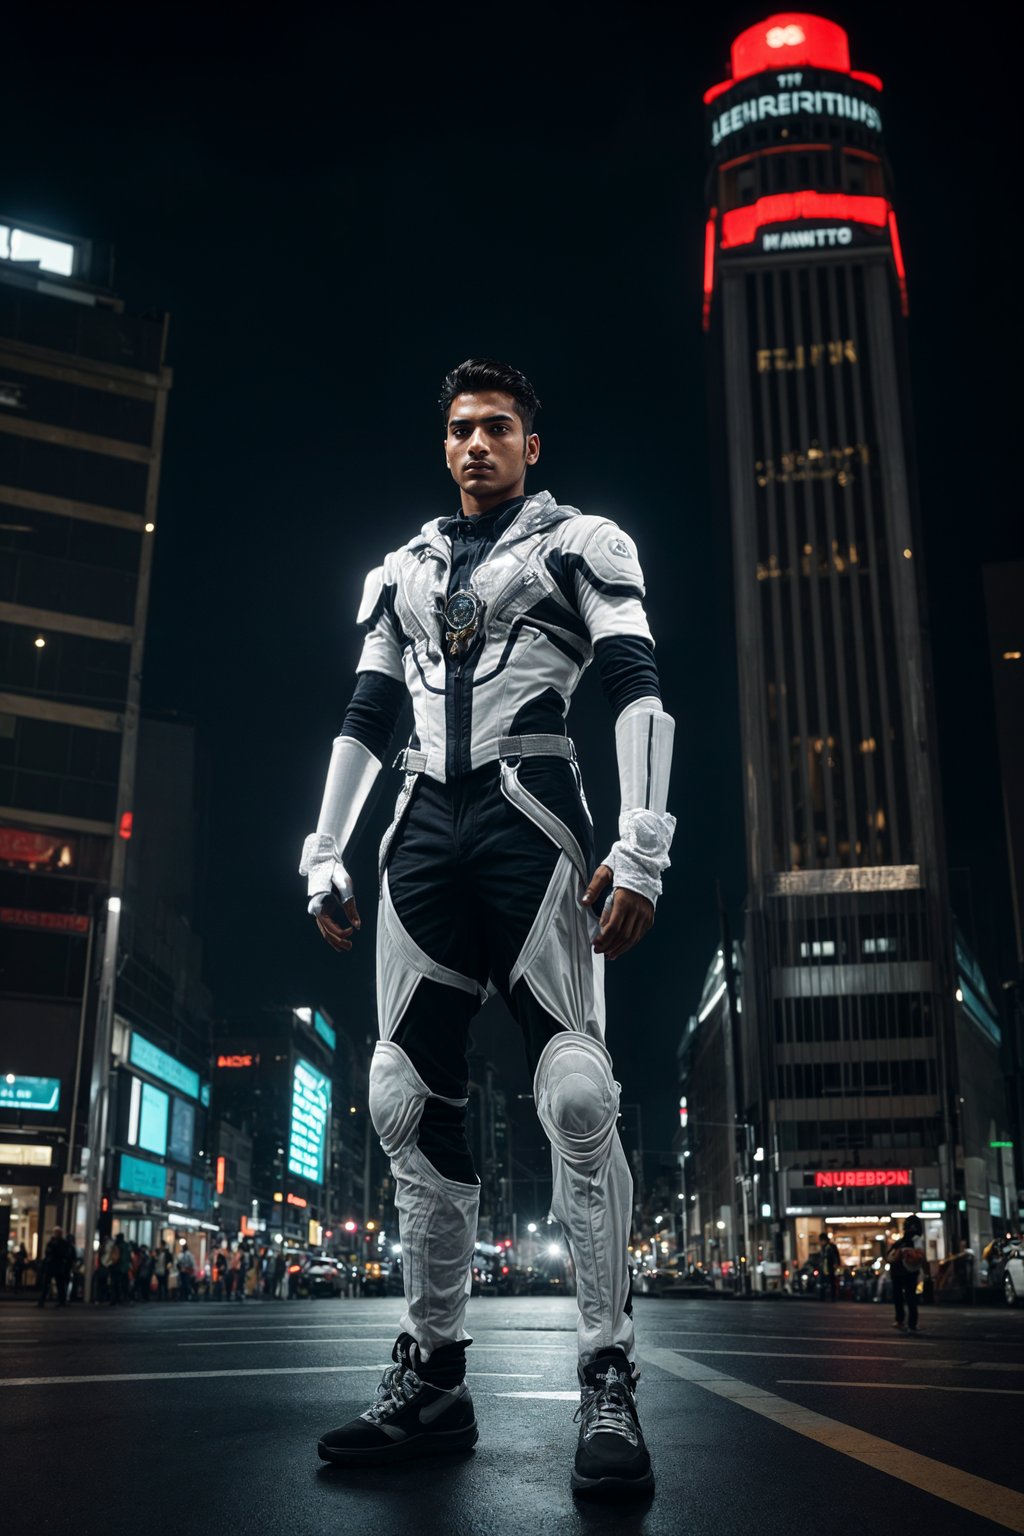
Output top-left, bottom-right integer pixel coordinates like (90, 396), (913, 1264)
(1, 1138), (63, 1281)
(784, 1165), (949, 1269)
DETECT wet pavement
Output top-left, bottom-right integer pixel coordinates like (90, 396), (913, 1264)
(2, 1291), (1023, 1534)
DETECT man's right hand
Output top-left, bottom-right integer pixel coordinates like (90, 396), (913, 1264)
(314, 890), (362, 952)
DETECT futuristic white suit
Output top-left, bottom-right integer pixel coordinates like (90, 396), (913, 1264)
(301, 490), (675, 1366)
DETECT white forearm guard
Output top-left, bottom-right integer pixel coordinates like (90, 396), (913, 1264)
(599, 695), (676, 908)
(298, 735), (381, 915)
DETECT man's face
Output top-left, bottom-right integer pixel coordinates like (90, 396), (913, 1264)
(444, 390), (540, 510)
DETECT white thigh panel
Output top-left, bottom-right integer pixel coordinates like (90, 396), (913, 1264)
(376, 871), (487, 1041)
(509, 849), (605, 1039)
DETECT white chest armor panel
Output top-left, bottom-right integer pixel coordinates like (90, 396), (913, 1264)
(355, 490), (653, 783)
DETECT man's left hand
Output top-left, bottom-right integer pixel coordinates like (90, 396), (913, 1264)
(581, 865), (654, 960)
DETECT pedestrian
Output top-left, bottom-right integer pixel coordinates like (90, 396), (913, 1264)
(176, 1241), (196, 1301)
(12, 1242), (28, 1289)
(134, 1244), (154, 1302)
(212, 1244), (228, 1301)
(154, 1242), (172, 1302)
(272, 1249), (286, 1299)
(225, 1243), (241, 1301)
(236, 1242), (250, 1302)
(820, 1231), (841, 1302)
(36, 1226), (73, 1308)
(886, 1215), (926, 1333)
(300, 359), (675, 1495)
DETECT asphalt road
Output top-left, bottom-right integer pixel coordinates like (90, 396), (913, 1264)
(2, 1291), (1023, 1535)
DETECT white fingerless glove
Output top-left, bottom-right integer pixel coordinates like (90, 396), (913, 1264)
(299, 834), (355, 916)
(298, 734), (381, 915)
(600, 808), (677, 908)
(601, 695), (676, 908)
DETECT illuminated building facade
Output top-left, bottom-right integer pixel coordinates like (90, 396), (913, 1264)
(212, 1007), (360, 1248)
(0, 219), (171, 1263)
(702, 15), (1015, 1271)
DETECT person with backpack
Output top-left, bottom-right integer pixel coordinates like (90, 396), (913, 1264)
(886, 1215), (926, 1332)
(819, 1231), (842, 1301)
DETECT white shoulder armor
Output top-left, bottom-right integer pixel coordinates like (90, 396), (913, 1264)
(357, 565), (386, 625)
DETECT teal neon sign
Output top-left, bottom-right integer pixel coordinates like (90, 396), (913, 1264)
(0, 1075), (61, 1112)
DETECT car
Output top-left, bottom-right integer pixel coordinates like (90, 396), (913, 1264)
(360, 1259), (396, 1296)
(301, 1253), (346, 1298)
(985, 1236), (1024, 1306)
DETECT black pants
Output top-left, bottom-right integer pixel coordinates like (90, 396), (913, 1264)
(386, 760), (593, 1185)
(892, 1267), (919, 1328)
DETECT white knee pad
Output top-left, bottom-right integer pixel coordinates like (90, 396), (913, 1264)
(534, 1032), (620, 1173)
(368, 1040), (432, 1161)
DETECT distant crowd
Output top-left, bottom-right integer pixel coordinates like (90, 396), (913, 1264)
(5, 1232), (304, 1305)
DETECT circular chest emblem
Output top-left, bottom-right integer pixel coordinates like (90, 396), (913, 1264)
(443, 589), (484, 657)
(445, 590), (479, 632)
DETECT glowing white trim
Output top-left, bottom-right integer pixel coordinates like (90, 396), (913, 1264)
(698, 980), (727, 1022)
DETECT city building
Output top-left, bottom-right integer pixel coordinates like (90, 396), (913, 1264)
(0, 217), (171, 1266)
(700, 15), (1014, 1275)
(676, 945), (742, 1276)
(103, 713), (217, 1263)
(211, 1006), (365, 1249)
(982, 561), (1024, 1218)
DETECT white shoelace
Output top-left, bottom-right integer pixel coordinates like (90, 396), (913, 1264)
(364, 1362), (422, 1422)
(575, 1367), (639, 1446)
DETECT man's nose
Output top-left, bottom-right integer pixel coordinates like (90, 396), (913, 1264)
(467, 429), (490, 455)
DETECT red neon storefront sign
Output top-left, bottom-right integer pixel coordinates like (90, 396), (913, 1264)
(814, 1169), (911, 1189)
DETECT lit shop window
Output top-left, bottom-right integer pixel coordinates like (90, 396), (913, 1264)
(799, 939), (836, 958)
(0, 224), (75, 276)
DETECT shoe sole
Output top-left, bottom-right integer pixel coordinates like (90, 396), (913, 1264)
(571, 1468), (655, 1499)
(318, 1422), (479, 1466)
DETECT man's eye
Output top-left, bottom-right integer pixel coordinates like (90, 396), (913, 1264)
(492, 424), (509, 433)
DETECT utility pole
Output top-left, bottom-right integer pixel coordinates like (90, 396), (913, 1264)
(81, 896), (122, 1302)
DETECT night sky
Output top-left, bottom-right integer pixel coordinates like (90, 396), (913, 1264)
(5, 5), (1019, 1171)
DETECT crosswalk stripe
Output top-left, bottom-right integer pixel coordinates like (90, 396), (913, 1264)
(639, 1347), (1024, 1535)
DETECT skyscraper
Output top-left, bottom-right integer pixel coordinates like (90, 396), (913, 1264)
(701, 15), (1014, 1273)
(0, 218), (171, 1260)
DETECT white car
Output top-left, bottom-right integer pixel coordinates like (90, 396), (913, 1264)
(1002, 1241), (1024, 1307)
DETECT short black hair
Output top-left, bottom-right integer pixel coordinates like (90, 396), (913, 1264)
(439, 358), (541, 434)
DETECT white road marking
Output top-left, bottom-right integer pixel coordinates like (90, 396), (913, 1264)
(639, 1347), (1024, 1534)
(661, 1348), (902, 1362)
(493, 1391), (580, 1401)
(656, 1328), (934, 1347)
(178, 1338), (568, 1350)
(0, 1367), (542, 1388)
(777, 1380), (1024, 1396)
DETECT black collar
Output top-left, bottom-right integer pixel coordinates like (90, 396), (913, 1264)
(439, 496), (526, 541)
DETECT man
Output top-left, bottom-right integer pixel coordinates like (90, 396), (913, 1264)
(886, 1215), (926, 1333)
(36, 1225), (73, 1308)
(820, 1231), (841, 1302)
(300, 359), (675, 1498)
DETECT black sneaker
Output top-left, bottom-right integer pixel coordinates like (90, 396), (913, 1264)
(317, 1335), (478, 1466)
(571, 1349), (654, 1498)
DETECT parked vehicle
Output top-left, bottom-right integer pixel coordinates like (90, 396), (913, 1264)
(302, 1253), (347, 1298)
(984, 1236), (1024, 1307)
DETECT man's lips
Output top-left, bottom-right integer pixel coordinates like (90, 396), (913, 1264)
(465, 463), (493, 474)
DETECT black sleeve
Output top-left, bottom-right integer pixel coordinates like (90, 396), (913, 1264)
(594, 635), (662, 716)
(339, 671), (407, 762)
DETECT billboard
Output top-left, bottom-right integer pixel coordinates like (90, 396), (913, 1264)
(129, 1033), (200, 1101)
(287, 1056), (331, 1185)
(0, 1075), (61, 1112)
